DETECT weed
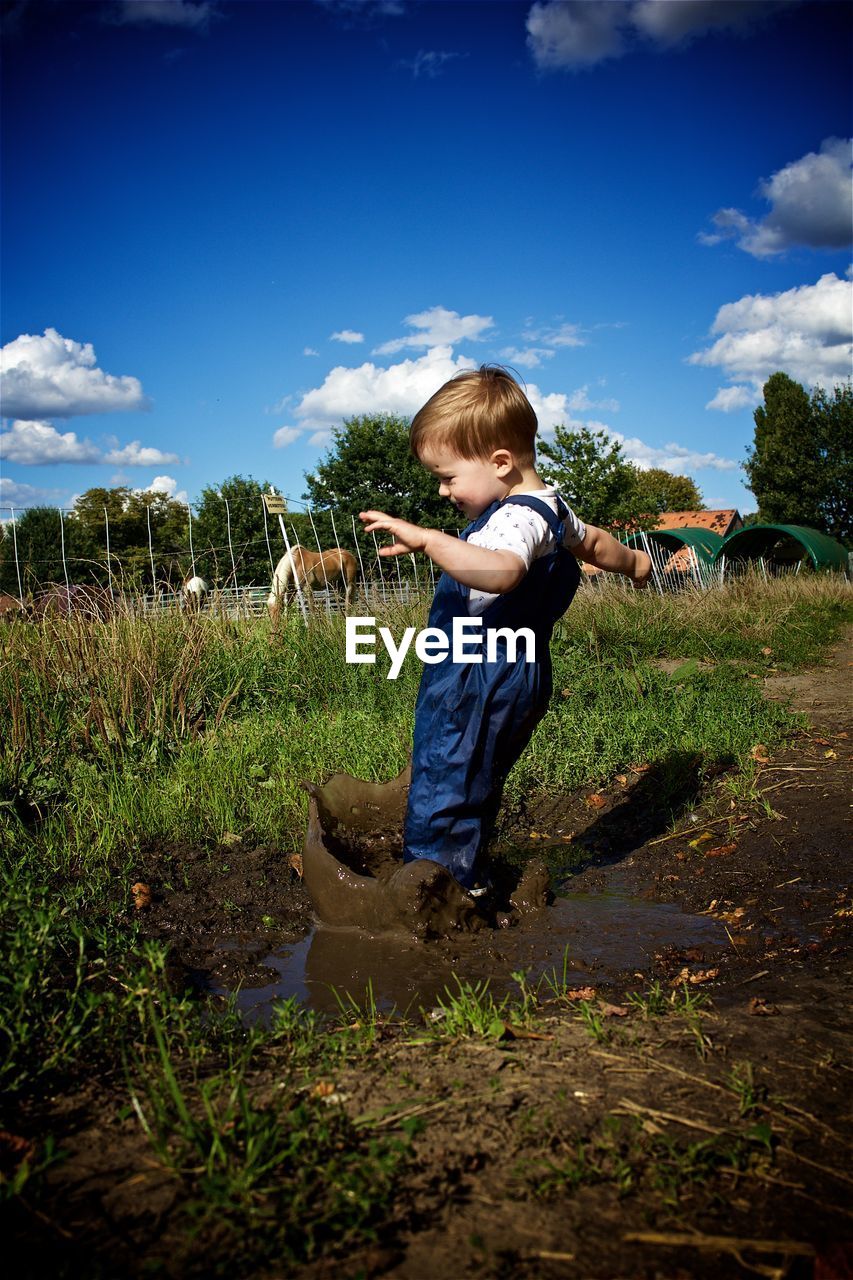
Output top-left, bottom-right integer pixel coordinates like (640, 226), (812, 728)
(429, 977), (510, 1040)
(575, 1000), (609, 1043)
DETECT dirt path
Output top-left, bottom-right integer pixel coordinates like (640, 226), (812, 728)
(12, 633), (852, 1280)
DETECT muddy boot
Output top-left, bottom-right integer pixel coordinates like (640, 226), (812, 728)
(509, 859), (551, 915)
(385, 860), (486, 938)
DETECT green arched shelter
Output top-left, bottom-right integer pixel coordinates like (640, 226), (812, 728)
(623, 527), (724, 566)
(714, 524), (849, 571)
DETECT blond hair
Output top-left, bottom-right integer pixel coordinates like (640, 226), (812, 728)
(410, 365), (537, 464)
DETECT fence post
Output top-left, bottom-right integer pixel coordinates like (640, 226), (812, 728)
(351, 514), (370, 606)
(9, 507), (23, 600)
(224, 498), (237, 587)
(261, 492), (275, 577)
(104, 506), (115, 601)
(146, 503), (156, 603)
(264, 491), (308, 623)
(187, 502), (196, 578)
(59, 508), (70, 591)
(307, 506), (331, 611)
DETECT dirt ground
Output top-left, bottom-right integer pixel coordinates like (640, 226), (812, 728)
(10, 632), (852, 1280)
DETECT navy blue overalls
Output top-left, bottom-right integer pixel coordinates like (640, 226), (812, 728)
(403, 495), (582, 888)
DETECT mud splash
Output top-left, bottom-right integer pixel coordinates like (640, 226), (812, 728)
(225, 867), (727, 1017)
(262, 766), (728, 1016)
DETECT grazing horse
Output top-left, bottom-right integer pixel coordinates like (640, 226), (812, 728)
(268, 545), (356, 617)
(181, 574), (210, 611)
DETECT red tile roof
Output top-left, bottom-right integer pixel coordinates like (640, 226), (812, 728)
(653, 510), (742, 536)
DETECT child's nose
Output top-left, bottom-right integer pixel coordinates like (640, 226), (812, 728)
(439, 481), (450, 497)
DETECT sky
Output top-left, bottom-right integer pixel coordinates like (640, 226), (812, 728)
(1, 0), (851, 523)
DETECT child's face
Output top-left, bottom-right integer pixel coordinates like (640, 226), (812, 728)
(419, 443), (510, 520)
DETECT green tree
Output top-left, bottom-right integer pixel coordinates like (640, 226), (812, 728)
(192, 475), (277, 587)
(537, 425), (636, 528)
(304, 414), (460, 531)
(626, 466), (704, 518)
(745, 373), (852, 543)
(0, 506), (100, 594)
(72, 486), (190, 589)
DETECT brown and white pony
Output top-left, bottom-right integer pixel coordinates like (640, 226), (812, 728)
(267, 545), (356, 618)
(181, 574), (210, 611)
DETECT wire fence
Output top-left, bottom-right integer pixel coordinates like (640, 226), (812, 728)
(1, 494), (843, 619)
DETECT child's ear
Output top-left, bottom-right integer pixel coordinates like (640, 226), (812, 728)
(491, 448), (514, 475)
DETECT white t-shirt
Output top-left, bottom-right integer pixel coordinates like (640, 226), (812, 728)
(467, 487), (586, 614)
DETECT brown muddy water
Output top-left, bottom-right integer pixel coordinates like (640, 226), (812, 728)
(215, 766), (726, 1018)
(220, 868), (727, 1019)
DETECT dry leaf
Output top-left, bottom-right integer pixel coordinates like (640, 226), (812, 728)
(750, 744), (770, 763)
(566, 986), (597, 1002)
(749, 996), (780, 1016)
(672, 966), (719, 986)
(615, 774), (628, 785)
(824, 749), (838, 759)
(586, 794), (607, 809)
(310, 1080), (336, 1099)
(761, 647), (773, 655)
(599, 1002), (629, 1018)
(705, 842), (738, 858)
(631, 763), (652, 774)
(289, 853), (303, 878)
(131, 882), (152, 910)
(689, 832), (716, 849)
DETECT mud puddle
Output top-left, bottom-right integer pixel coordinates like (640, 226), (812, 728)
(221, 866), (727, 1018)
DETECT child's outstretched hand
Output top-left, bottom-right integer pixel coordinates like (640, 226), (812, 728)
(631, 550), (653, 588)
(359, 510), (428, 557)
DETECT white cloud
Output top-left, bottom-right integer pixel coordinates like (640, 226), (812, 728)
(0, 476), (64, 507)
(400, 50), (465, 78)
(144, 475), (188, 503)
(527, 1), (629, 70)
(330, 329), (365, 344)
(705, 385), (757, 413)
(0, 328), (148, 420)
(104, 440), (181, 466)
(689, 271), (853, 408)
(631, 0), (789, 46)
(611, 432), (737, 473)
(303, 347), (319, 357)
(295, 346), (476, 430)
(273, 426), (303, 448)
(308, 429), (334, 447)
(374, 306), (493, 355)
(110, 1), (216, 29)
(0, 420), (102, 464)
(526, 0), (796, 70)
(499, 346), (555, 369)
(567, 384), (620, 412)
(701, 138), (852, 257)
(521, 320), (585, 349)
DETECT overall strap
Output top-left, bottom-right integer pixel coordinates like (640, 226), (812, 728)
(500, 494), (567, 545)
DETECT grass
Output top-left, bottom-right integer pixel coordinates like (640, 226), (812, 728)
(0, 575), (849, 1267)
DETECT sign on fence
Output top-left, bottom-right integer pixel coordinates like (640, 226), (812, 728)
(263, 494), (287, 515)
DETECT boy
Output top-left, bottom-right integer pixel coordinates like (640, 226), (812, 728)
(360, 365), (651, 895)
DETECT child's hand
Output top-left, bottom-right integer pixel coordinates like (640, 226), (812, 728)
(359, 510), (428, 557)
(631, 550), (653, 588)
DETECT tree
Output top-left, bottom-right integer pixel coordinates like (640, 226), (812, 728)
(745, 372), (852, 543)
(192, 475), (277, 587)
(71, 486), (190, 589)
(0, 506), (99, 594)
(304, 414), (460, 529)
(537, 425), (636, 528)
(626, 467), (704, 517)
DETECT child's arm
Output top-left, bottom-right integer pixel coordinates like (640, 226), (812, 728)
(575, 524), (652, 585)
(359, 510), (526, 594)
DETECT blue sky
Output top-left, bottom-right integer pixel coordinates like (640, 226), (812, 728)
(1, 0), (851, 521)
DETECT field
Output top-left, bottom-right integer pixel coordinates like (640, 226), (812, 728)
(2, 576), (851, 1279)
